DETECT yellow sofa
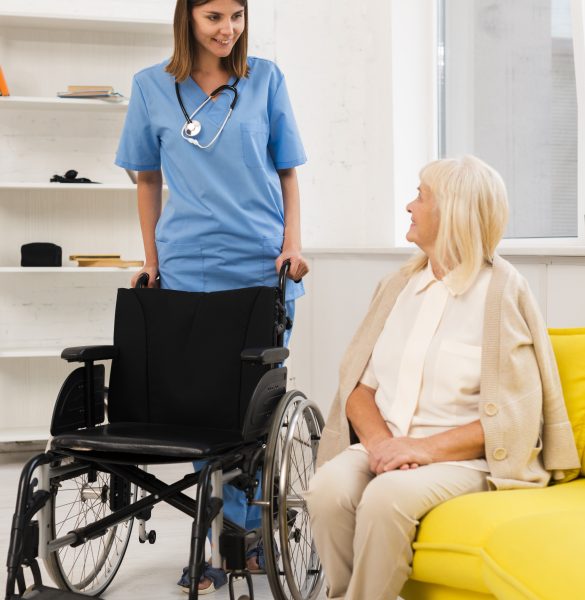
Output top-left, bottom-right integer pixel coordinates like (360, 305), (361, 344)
(400, 329), (585, 600)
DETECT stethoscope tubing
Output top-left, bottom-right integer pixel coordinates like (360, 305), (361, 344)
(175, 79), (239, 149)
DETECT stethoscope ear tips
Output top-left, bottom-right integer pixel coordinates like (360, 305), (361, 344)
(185, 120), (202, 137)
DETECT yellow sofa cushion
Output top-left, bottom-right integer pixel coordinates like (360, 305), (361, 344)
(483, 509), (585, 600)
(548, 328), (585, 481)
(410, 479), (585, 595)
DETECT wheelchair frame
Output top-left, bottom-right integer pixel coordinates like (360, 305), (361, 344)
(5, 263), (324, 600)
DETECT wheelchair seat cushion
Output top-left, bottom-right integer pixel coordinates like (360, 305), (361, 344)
(50, 422), (244, 458)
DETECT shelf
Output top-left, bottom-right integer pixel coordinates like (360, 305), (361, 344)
(0, 348), (63, 358)
(0, 267), (141, 273)
(0, 345), (111, 358)
(0, 182), (136, 191)
(0, 96), (128, 111)
(0, 427), (48, 444)
(0, 183), (169, 192)
(0, 12), (173, 35)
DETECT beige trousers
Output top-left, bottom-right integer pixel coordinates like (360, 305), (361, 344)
(305, 448), (488, 600)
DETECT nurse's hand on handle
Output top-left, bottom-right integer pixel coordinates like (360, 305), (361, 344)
(131, 265), (160, 289)
(276, 249), (309, 283)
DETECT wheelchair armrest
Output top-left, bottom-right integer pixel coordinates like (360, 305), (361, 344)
(61, 345), (118, 363)
(241, 347), (289, 365)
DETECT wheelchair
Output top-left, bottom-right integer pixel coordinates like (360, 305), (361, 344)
(5, 262), (324, 600)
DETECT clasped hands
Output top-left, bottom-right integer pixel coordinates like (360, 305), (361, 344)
(367, 436), (434, 475)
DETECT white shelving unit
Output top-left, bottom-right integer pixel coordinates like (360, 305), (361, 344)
(0, 12), (173, 35)
(0, 348), (65, 358)
(0, 183), (168, 191)
(0, 96), (129, 111)
(0, 267), (141, 273)
(0, 427), (52, 444)
(0, 4), (173, 446)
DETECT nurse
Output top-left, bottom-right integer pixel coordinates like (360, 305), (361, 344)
(115, 0), (308, 593)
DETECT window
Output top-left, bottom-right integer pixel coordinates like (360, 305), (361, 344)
(439, 0), (581, 240)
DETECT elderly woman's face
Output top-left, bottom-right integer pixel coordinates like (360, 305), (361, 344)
(406, 183), (440, 253)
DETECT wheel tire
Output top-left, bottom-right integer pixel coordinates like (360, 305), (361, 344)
(261, 390), (325, 600)
(44, 456), (136, 596)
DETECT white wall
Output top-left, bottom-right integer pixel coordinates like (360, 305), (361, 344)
(2, 1), (584, 431)
(290, 251), (585, 418)
(0, 0), (405, 247)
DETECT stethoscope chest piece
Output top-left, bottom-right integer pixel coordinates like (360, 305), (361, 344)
(185, 120), (202, 137)
(175, 78), (240, 149)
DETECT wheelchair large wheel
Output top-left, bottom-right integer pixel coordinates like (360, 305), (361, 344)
(44, 456), (136, 596)
(261, 390), (325, 600)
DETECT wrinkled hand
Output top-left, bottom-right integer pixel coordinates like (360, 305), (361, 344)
(368, 437), (434, 474)
(276, 250), (309, 282)
(130, 265), (159, 289)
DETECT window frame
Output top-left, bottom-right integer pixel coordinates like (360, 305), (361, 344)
(436, 0), (585, 247)
(391, 0), (585, 251)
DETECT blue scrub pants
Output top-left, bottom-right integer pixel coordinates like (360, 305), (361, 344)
(197, 300), (295, 531)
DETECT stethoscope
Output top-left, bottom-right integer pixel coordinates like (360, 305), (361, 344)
(175, 78), (239, 149)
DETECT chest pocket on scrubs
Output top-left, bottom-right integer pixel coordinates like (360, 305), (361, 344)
(432, 340), (482, 417)
(241, 124), (269, 169)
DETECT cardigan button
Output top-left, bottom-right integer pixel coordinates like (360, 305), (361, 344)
(484, 402), (499, 416)
(493, 447), (508, 461)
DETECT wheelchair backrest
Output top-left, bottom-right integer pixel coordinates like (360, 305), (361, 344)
(107, 286), (279, 433)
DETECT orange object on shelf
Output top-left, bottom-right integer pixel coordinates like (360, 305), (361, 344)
(0, 66), (10, 97)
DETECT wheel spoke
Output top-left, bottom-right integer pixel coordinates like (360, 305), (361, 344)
(47, 461), (135, 595)
(263, 393), (324, 600)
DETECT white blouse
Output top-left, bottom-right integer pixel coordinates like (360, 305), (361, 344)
(358, 262), (492, 472)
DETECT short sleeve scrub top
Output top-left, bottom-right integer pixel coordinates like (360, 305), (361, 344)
(115, 57), (306, 303)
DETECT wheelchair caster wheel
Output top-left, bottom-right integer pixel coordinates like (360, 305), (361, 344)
(237, 596), (250, 600)
(139, 529), (156, 544)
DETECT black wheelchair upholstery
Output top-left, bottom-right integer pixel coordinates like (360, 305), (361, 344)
(5, 269), (324, 600)
(51, 286), (284, 461)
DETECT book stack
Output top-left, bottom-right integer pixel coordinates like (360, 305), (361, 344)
(70, 254), (144, 268)
(57, 85), (124, 101)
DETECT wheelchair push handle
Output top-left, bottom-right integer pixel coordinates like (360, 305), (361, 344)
(136, 263), (297, 292)
(278, 258), (303, 291)
(135, 272), (150, 289)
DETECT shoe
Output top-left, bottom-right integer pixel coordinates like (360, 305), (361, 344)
(245, 537), (281, 571)
(177, 564), (227, 595)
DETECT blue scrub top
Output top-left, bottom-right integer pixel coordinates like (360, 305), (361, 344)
(115, 57), (306, 299)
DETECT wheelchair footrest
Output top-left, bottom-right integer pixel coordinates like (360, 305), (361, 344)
(18, 585), (105, 599)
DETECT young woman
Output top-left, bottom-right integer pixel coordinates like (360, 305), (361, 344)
(115, 0), (308, 593)
(306, 156), (579, 600)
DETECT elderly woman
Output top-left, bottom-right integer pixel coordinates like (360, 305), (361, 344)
(305, 155), (579, 600)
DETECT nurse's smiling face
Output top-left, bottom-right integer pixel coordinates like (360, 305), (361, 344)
(191, 0), (246, 61)
(406, 183), (440, 254)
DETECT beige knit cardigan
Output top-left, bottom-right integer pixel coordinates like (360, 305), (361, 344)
(317, 255), (580, 489)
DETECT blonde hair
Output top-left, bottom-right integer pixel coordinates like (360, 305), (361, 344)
(402, 155), (509, 294)
(166, 0), (249, 82)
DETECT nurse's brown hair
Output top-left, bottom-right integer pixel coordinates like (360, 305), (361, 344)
(166, 0), (249, 82)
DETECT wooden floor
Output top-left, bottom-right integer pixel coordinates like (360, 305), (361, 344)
(0, 450), (327, 600)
